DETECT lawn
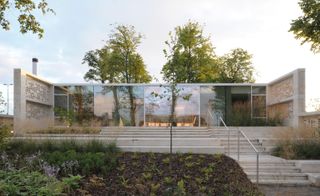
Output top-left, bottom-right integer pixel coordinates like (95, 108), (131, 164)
(0, 140), (262, 195)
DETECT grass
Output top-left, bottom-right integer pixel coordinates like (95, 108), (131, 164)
(272, 127), (320, 159)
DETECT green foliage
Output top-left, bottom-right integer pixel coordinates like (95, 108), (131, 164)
(162, 157), (170, 164)
(150, 183), (160, 195)
(0, 170), (64, 195)
(4, 140), (120, 177)
(142, 172), (152, 180)
(62, 175), (82, 194)
(164, 176), (174, 185)
(0, 0), (54, 38)
(162, 21), (218, 83)
(43, 150), (117, 176)
(83, 25), (151, 84)
(175, 180), (187, 196)
(31, 126), (101, 134)
(5, 139), (119, 155)
(54, 107), (74, 127)
(83, 46), (114, 83)
(290, 0), (320, 53)
(217, 48), (255, 83)
(0, 124), (10, 149)
(162, 21), (255, 84)
(83, 24), (151, 126)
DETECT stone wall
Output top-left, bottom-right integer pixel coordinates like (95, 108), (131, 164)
(267, 69), (305, 127)
(14, 69), (54, 135)
(26, 76), (52, 105)
(267, 76), (293, 105)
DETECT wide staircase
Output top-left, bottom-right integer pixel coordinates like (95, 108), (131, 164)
(100, 126), (312, 186)
(100, 127), (224, 154)
(213, 128), (311, 186)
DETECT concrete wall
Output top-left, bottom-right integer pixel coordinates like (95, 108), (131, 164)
(14, 69), (54, 135)
(238, 126), (293, 139)
(267, 69), (305, 128)
(300, 112), (320, 128)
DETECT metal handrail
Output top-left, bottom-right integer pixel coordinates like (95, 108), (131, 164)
(207, 110), (259, 184)
(207, 110), (231, 155)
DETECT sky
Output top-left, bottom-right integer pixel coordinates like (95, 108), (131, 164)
(0, 0), (319, 112)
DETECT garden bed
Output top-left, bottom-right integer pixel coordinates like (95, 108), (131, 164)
(77, 152), (262, 195)
(0, 140), (262, 195)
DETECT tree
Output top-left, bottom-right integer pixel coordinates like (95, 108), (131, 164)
(83, 25), (151, 126)
(108, 25), (151, 84)
(161, 21), (218, 83)
(289, 0), (320, 53)
(217, 48), (255, 83)
(82, 46), (122, 126)
(0, 0), (54, 38)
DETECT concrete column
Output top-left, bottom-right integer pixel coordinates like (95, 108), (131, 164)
(13, 69), (27, 135)
(292, 69), (305, 128)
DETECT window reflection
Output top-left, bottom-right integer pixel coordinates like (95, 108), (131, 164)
(53, 84), (267, 127)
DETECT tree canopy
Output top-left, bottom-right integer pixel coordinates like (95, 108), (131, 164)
(289, 0), (320, 53)
(82, 25), (151, 84)
(0, 0), (54, 38)
(217, 48), (255, 83)
(161, 21), (218, 83)
(161, 21), (255, 84)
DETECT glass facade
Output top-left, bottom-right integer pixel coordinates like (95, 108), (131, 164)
(54, 84), (267, 127)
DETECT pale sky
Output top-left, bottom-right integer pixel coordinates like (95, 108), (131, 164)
(0, 0), (319, 112)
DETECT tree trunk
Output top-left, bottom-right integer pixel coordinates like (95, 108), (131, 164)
(128, 86), (136, 126)
(112, 86), (120, 126)
(169, 87), (177, 154)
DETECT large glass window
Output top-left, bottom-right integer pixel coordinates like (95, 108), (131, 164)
(54, 86), (69, 126)
(94, 86), (144, 127)
(225, 86), (251, 126)
(53, 84), (267, 127)
(145, 86), (172, 127)
(175, 86), (199, 127)
(200, 86), (225, 126)
(68, 86), (94, 126)
(145, 85), (199, 127)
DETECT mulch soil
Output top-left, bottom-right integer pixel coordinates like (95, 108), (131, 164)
(76, 152), (263, 196)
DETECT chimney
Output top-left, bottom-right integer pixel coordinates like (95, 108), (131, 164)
(32, 58), (38, 75)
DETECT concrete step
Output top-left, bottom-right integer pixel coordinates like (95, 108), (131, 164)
(255, 180), (311, 186)
(114, 138), (220, 146)
(100, 134), (212, 138)
(101, 128), (209, 132)
(118, 145), (224, 154)
(101, 131), (211, 135)
(247, 172), (308, 181)
(243, 166), (301, 173)
(225, 147), (265, 152)
(239, 161), (295, 167)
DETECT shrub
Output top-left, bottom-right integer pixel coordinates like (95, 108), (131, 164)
(272, 127), (320, 159)
(42, 150), (118, 176)
(273, 140), (320, 159)
(0, 124), (10, 149)
(29, 126), (101, 134)
(5, 139), (119, 155)
(0, 170), (64, 195)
